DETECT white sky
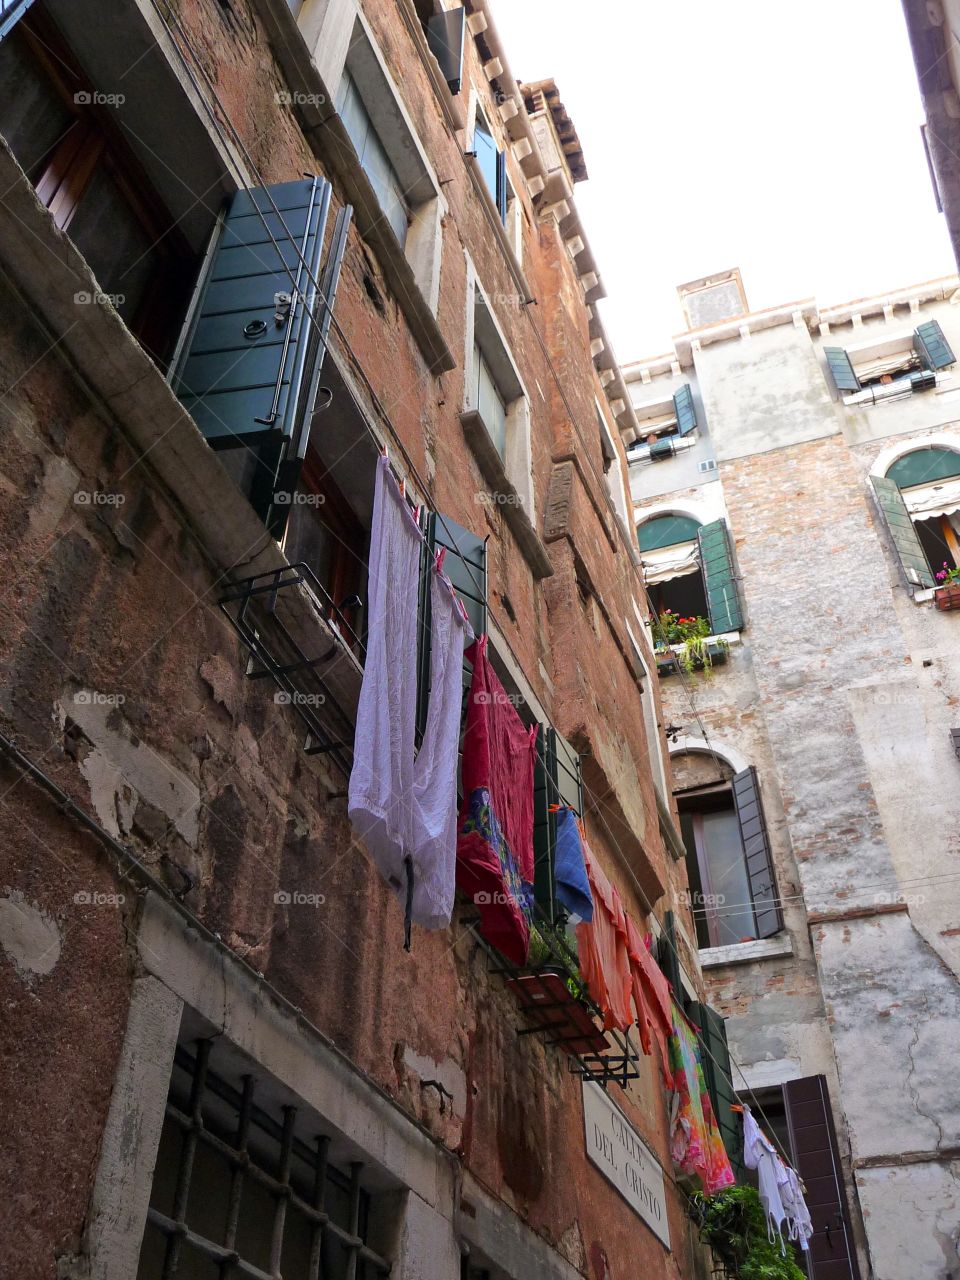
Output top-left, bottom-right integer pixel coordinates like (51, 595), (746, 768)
(493, 0), (958, 362)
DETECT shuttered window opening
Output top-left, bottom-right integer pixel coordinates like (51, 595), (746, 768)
(0, 0), (36, 42)
(691, 1001), (742, 1176)
(914, 318), (956, 371)
(697, 519), (744, 634)
(415, 512), (487, 743)
(337, 70), (410, 247)
(474, 110), (508, 224)
(174, 178), (334, 450)
(870, 474), (936, 589)
(731, 767), (783, 939)
(673, 383), (699, 436)
(532, 726), (583, 925)
(783, 1077), (862, 1280)
(426, 7), (465, 95)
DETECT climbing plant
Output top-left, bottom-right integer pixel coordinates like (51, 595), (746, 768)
(690, 1185), (806, 1280)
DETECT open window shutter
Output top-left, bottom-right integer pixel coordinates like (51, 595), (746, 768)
(532, 727), (583, 923)
(869, 475), (936, 589)
(784, 1077), (861, 1280)
(914, 319), (956, 371)
(416, 512), (487, 739)
(174, 178), (331, 449)
(532, 725), (556, 920)
(673, 383), (698, 436)
(691, 1002), (742, 1175)
(426, 7), (465, 95)
(658, 910), (684, 1003)
(0, 0), (36, 38)
(495, 149), (507, 223)
(697, 519), (744, 634)
(731, 766), (782, 939)
(824, 347), (859, 393)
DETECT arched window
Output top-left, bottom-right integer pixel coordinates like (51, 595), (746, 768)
(672, 750), (783, 949)
(636, 513), (743, 635)
(870, 446), (960, 588)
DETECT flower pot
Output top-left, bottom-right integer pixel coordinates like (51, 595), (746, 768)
(935, 583), (960, 611)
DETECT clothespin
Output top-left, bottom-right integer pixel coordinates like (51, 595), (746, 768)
(731, 1104), (745, 1113)
(399, 475), (405, 499)
(380, 442), (389, 459)
(435, 547), (447, 573)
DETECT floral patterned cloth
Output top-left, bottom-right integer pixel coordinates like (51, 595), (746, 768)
(668, 1002), (736, 1194)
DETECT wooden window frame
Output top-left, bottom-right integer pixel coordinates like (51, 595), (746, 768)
(5, 5), (194, 361)
(290, 450), (368, 641)
(681, 788), (758, 949)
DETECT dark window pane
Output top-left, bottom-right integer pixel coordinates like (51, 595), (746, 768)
(0, 28), (75, 180)
(66, 161), (159, 323)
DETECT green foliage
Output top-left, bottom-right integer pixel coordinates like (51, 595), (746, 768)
(690, 1185), (806, 1280)
(652, 611), (727, 676)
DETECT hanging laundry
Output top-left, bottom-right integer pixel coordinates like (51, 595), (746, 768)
(743, 1106), (812, 1253)
(409, 551), (474, 929)
(668, 1004), (736, 1195)
(779, 1161), (814, 1252)
(554, 805), (594, 922)
(625, 916), (673, 1081)
(457, 635), (537, 964)
(349, 455), (424, 931)
(575, 838), (633, 1030)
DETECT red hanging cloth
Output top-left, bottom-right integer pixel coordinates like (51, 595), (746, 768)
(625, 915), (673, 1082)
(456, 636), (537, 964)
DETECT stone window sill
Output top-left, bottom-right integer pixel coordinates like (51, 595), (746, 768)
(699, 934), (794, 969)
(654, 631), (740, 675)
(459, 409), (553, 579)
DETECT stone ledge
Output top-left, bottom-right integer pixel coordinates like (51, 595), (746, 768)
(699, 933), (794, 968)
(459, 409), (553, 579)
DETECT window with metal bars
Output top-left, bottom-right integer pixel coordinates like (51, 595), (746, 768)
(136, 1040), (392, 1280)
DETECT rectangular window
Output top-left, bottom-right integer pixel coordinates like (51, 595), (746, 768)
(473, 340), (508, 458)
(336, 68), (410, 246)
(136, 1038), (392, 1280)
(0, 4), (195, 364)
(474, 109), (507, 222)
(678, 766), (782, 948)
(532, 726), (583, 925)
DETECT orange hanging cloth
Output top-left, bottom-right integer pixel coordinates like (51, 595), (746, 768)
(625, 915), (673, 1082)
(575, 832), (633, 1031)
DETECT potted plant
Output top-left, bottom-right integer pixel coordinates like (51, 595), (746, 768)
(935, 563), (960, 612)
(653, 611), (728, 675)
(690, 1185), (806, 1280)
(506, 926), (608, 1056)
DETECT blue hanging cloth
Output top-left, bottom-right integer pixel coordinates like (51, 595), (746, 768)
(554, 807), (594, 922)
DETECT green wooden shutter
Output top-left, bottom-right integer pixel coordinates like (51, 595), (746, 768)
(532, 726), (582, 923)
(174, 178), (332, 449)
(691, 1002), (742, 1175)
(658, 910), (683, 1004)
(416, 512), (487, 740)
(824, 346), (859, 392)
(870, 475), (936, 589)
(495, 149), (507, 223)
(732, 766), (782, 939)
(673, 383), (698, 436)
(0, 0), (36, 39)
(697, 519), (743, 634)
(914, 319), (956, 370)
(426, 7), (465, 94)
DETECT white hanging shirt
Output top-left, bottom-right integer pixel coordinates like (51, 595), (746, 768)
(742, 1106), (789, 1248)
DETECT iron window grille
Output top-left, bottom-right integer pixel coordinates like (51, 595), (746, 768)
(139, 1039), (391, 1280)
